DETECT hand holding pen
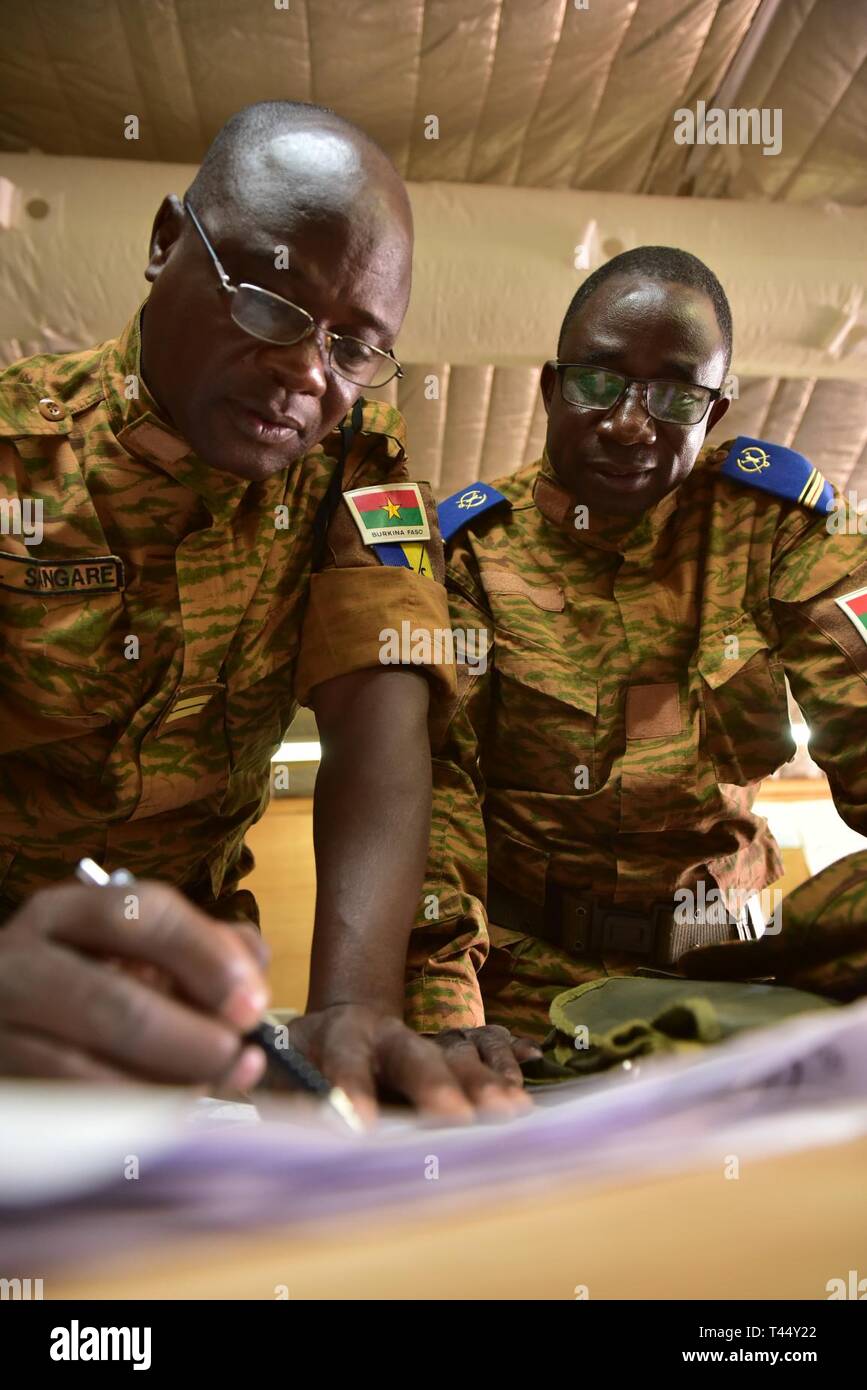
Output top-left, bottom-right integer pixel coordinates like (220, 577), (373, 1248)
(0, 864), (271, 1093)
(73, 860), (362, 1129)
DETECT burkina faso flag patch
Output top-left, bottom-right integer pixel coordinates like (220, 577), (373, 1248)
(835, 585), (867, 644)
(343, 482), (430, 544)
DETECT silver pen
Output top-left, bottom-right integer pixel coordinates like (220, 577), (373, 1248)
(73, 857), (364, 1133)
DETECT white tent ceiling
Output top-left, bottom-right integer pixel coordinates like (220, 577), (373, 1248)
(1, 0), (866, 492)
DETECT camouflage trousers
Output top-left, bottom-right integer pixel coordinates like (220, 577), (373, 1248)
(479, 923), (646, 1043)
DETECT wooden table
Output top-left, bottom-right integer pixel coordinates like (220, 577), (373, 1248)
(51, 1133), (867, 1300)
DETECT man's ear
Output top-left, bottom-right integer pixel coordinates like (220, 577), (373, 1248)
(145, 195), (185, 284)
(540, 360), (557, 416)
(706, 394), (731, 434)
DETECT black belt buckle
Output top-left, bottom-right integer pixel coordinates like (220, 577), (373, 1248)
(591, 903), (657, 956)
(555, 889), (593, 954)
(556, 891), (661, 959)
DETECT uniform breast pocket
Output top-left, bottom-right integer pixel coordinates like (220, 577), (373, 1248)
(0, 592), (132, 752)
(220, 663), (294, 817)
(489, 632), (597, 794)
(697, 614), (795, 784)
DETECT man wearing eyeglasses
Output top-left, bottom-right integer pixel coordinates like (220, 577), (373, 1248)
(0, 101), (532, 1118)
(405, 245), (867, 1048)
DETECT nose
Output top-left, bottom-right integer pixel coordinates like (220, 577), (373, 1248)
(598, 382), (656, 446)
(257, 329), (329, 398)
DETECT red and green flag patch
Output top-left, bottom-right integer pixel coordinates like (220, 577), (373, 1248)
(343, 482), (430, 544)
(835, 585), (867, 644)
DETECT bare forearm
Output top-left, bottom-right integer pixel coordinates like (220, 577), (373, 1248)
(307, 669), (432, 1015)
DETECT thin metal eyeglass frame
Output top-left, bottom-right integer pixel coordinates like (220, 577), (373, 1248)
(183, 199), (403, 387)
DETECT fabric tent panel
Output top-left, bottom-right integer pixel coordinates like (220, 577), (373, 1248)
(304, 0), (420, 166)
(3, 0), (147, 161)
(647, 0), (765, 195)
(173, 0), (312, 156)
(791, 378), (867, 491)
(390, 364), (451, 491)
(466, 0), (569, 186)
(715, 375), (782, 441)
(513, 1), (636, 188)
(778, 64), (867, 205)
(112, 0), (210, 165)
(571, 0), (735, 194)
(691, 0), (867, 204)
(523, 387), (550, 468)
(3, 157), (866, 382)
(405, 0), (502, 183)
(437, 364), (494, 495)
(850, 437), (867, 496)
(754, 377), (816, 448)
(0, 3), (86, 156)
(478, 366), (543, 481)
(0, 0), (863, 203)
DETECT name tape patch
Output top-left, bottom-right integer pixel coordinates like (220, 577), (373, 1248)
(0, 551), (125, 596)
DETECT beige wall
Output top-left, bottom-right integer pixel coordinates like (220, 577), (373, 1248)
(245, 799), (315, 1011)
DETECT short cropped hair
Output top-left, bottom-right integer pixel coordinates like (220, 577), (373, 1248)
(558, 245), (733, 370)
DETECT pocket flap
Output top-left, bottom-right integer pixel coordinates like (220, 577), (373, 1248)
(697, 614), (771, 689)
(495, 631), (597, 716)
(487, 824), (550, 904)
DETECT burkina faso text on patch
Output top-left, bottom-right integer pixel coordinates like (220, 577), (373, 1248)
(343, 482), (431, 545)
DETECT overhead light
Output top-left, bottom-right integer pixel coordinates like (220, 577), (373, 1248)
(271, 741), (321, 763)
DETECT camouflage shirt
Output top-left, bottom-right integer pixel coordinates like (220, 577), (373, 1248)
(0, 311), (450, 918)
(406, 443), (867, 1032)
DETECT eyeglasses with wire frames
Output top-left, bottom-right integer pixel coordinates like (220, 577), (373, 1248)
(184, 199), (403, 390)
(550, 361), (724, 426)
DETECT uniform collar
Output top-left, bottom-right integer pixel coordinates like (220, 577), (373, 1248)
(533, 451), (680, 557)
(100, 306), (250, 516)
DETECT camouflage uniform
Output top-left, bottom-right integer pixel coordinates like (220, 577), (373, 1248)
(0, 310), (450, 922)
(406, 441), (867, 1040)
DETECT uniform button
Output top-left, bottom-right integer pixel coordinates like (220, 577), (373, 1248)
(38, 397), (66, 421)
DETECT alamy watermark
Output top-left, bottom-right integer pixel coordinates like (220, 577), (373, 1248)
(673, 884), (782, 935)
(379, 623), (489, 674)
(50, 1321), (152, 1370)
(826, 493), (867, 535)
(674, 101), (782, 157)
(0, 496), (43, 545)
(0, 1276), (43, 1299)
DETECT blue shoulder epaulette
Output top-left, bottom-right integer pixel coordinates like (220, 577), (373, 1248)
(438, 483), (510, 542)
(718, 436), (834, 514)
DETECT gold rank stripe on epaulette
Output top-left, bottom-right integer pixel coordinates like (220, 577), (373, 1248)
(718, 436), (835, 514)
(0, 551), (124, 595)
(798, 467), (825, 509)
(151, 682), (225, 737)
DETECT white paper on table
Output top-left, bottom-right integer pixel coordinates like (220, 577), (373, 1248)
(1, 999), (867, 1224)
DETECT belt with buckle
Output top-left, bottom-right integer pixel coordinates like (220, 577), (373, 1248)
(487, 879), (748, 968)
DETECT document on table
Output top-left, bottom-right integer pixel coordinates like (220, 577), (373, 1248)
(2, 998), (867, 1271)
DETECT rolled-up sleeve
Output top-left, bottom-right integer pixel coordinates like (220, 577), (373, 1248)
(772, 501), (867, 834)
(294, 564), (455, 714)
(294, 434), (457, 733)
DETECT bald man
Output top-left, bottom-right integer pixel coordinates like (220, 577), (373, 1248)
(0, 101), (529, 1121)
